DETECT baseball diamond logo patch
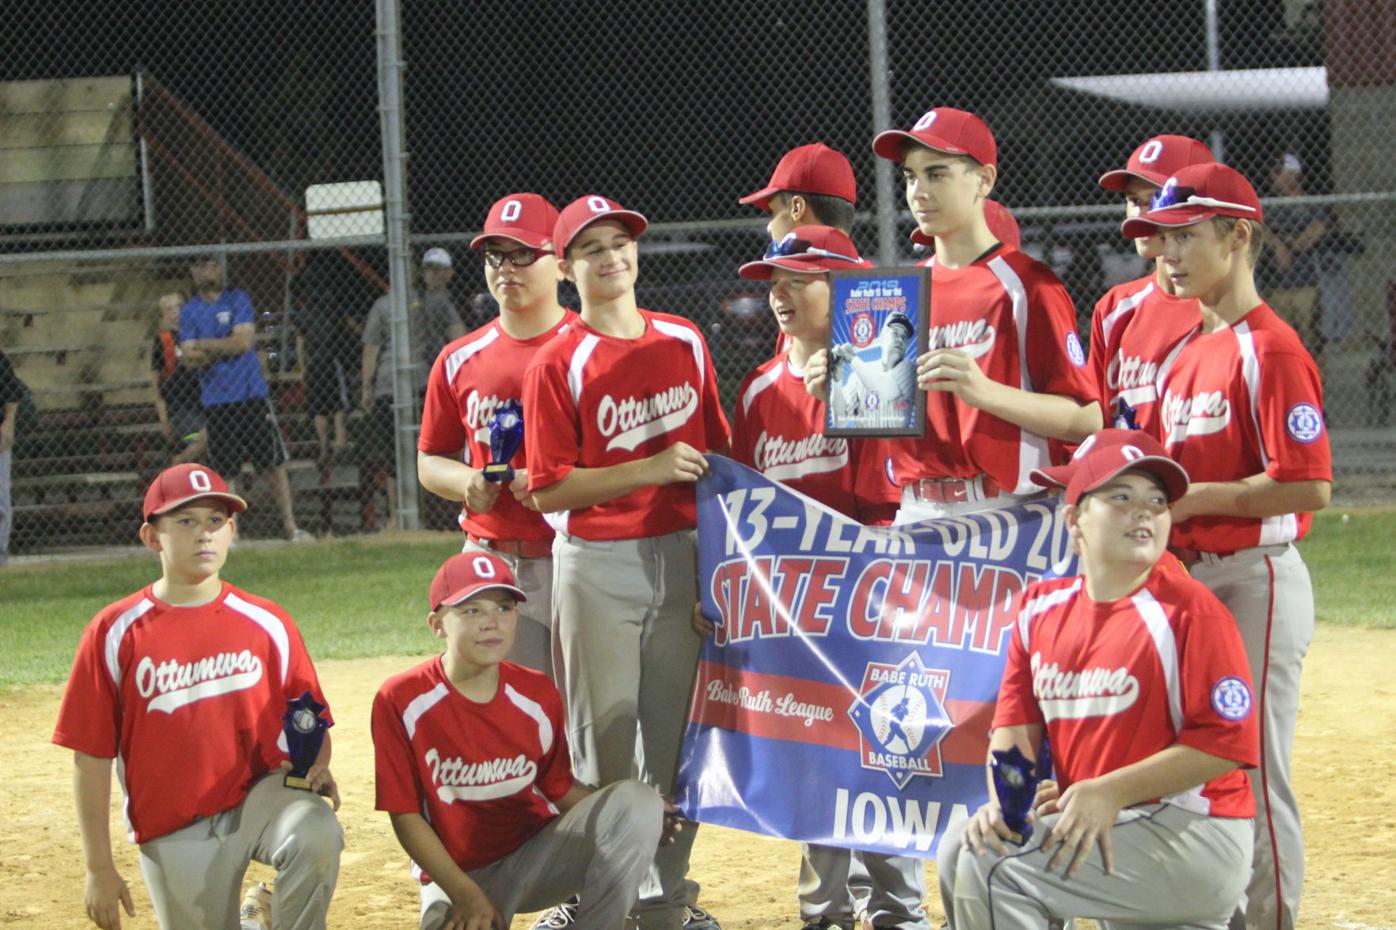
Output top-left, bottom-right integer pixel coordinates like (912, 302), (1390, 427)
(851, 312), (876, 348)
(1066, 332), (1086, 368)
(848, 654), (953, 788)
(1211, 676), (1253, 721)
(1285, 403), (1324, 443)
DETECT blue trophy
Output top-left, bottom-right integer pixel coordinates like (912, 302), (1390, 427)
(483, 399), (524, 483)
(990, 745), (1048, 845)
(282, 691), (328, 790)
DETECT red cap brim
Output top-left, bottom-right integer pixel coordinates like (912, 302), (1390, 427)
(737, 256), (867, 279)
(1098, 168), (1168, 193)
(738, 185), (778, 210)
(437, 581), (528, 611)
(1121, 207), (1217, 239)
(146, 491), (248, 523)
(469, 229), (553, 250)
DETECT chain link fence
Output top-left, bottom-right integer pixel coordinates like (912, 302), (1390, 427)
(2, 0), (1393, 556)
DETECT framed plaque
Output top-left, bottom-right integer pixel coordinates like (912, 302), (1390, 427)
(824, 266), (929, 437)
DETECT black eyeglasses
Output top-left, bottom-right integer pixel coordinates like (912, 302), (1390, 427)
(1150, 179), (1255, 214)
(483, 247), (553, 269)
(763, 235), (859, 263)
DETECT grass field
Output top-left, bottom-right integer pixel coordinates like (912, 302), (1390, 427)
(2, 507), (1392, 688)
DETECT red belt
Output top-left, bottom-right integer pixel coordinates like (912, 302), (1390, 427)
(467, 533), (553, 559)
(907, 475), (1001, 503)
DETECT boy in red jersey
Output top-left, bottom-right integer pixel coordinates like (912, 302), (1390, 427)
(418, 192), (576, 676)
(1091, 135), (1214, 432)
(1125, 162), (1331, 930)
(52, 463), (342, 930)
(813, 107), (1100, 522)
(728, 227), (922, 930)
(371, 550), (665, 930)
(522, 195), (730, 930)
(947, 429), (1257, 928)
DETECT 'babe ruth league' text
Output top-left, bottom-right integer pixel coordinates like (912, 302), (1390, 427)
(136, 651), (263, 714)
(599, 383), (699, 451)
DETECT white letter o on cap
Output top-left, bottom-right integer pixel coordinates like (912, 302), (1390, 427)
(500, 199), (522, 222)
(586, 196), (610, 214)
(913, 110), (938, 131)
(1121, 444), (1145, 461)
(472, 556), (496, 577)
(188, 469), (213, 492)
(1138, 140), (1164, 164)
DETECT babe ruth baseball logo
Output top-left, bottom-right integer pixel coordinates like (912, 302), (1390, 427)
(1066, 332), (1086, 368)
(1211, 676), (1253, 721)
(851, 312), (876, 348)
(1286, 402), (1324, 443)
(848, 654), (953, 788)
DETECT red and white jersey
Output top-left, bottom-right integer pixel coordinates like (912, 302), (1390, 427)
(1088, 274), (1200, 436)
(419, 312), (577, 543)
(733, 352), (898, 524)
(882, 246), (1095, 494)
(523, 309), (731, 540)
(994, 565), (1258, 819)
(52, 583), (331, 843)
(1154, 303), (1331, 552)
(372, 657), (573, 875)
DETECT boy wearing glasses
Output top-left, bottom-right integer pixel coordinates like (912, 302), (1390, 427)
(417, 193), (575, 677)
(1124, 163), (1331, 930)
(948, 429), (1258, 929)
(523, 195), (730, 930)
(372, 550), (669, 930)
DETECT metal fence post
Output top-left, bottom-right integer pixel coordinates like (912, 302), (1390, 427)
(375, 0), (420, 530)
(867, 0), (898, 267)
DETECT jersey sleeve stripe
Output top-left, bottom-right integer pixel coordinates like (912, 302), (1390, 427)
(1130, 588), (1183, 733)
(1234, 324), (1269, 469)
(652, 319), (708, 389)
(566, 334), (601, 406)
(741, 363), (785, 415)
(1100, 280), (1155, 345)
(444, 328), (500, 384)
(988, 256), (1050, 493)
(402, 681), (449, 740)
(103, 598), (156, 686)
(225, 593), (291, 687)
(504, 683), (554, 754)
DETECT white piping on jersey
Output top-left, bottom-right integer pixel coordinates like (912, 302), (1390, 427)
(402, 681), (449, 740)
(566, 334), (601, 406)
(225, 593), (291, 687)
(651, 319), (707, 389)
(541, 508), (569, 536)
(504, 683), (554, 755)
(987, 256), (1049, 493)
(1235, 323), (1300, 545)
(104, 597), (156, 686)
(1016, 579), (1083, 652)
(1162, 782), (1212, 816)
(1130, 588), (1183, 733)
(741, 361), (785, 415)
(1151, 324), (1198, 404)
(1100, 279), (1154, 346)
(444, 327), (500, 384)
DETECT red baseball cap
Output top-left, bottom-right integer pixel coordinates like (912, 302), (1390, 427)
(469, 193), (561, 250)
(738, 226), (872, 279)
(1120, 163), (1263, 239)
(143, 463), (247, 522)
(739, 143), (857, 211)
(430, 551), (528, 611)
(872, 107), (997, 167)
(1029, 429), (1189, 506)
(911, 198), (1020, 250)
(1099, 135), (1215, 192)
(553, 195), (648, 256)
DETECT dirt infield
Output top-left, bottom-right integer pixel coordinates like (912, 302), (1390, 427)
(4, 624), (1391, 930)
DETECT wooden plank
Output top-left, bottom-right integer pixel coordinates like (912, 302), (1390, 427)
(0, 110), (130, 150)
(0, 145), (135, 184)
(0, 77), (131, 113)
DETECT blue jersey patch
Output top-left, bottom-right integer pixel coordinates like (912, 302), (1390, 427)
(1211, 676), (1253, 721)
(1285, 402), (1323, 443)
(1066, 332), (1086, 368)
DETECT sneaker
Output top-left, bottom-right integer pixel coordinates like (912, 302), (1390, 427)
(531, 896), (580, 929)
(239, 881), (273, 930)
(684, 905), (722, 930)
(287, 527), (314, 543)
(801, 920), (850, 930)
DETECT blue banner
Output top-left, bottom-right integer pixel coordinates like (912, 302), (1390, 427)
(674, 456), (1077, 858)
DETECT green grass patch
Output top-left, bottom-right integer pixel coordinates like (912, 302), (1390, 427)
(0, 532), (465, 688)
(1300, 506), (1396, 630)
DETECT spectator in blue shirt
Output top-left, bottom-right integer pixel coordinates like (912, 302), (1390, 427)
(179, 253), (309, 541)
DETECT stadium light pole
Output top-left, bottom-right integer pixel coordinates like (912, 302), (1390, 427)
(376, 0), (421, 530)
